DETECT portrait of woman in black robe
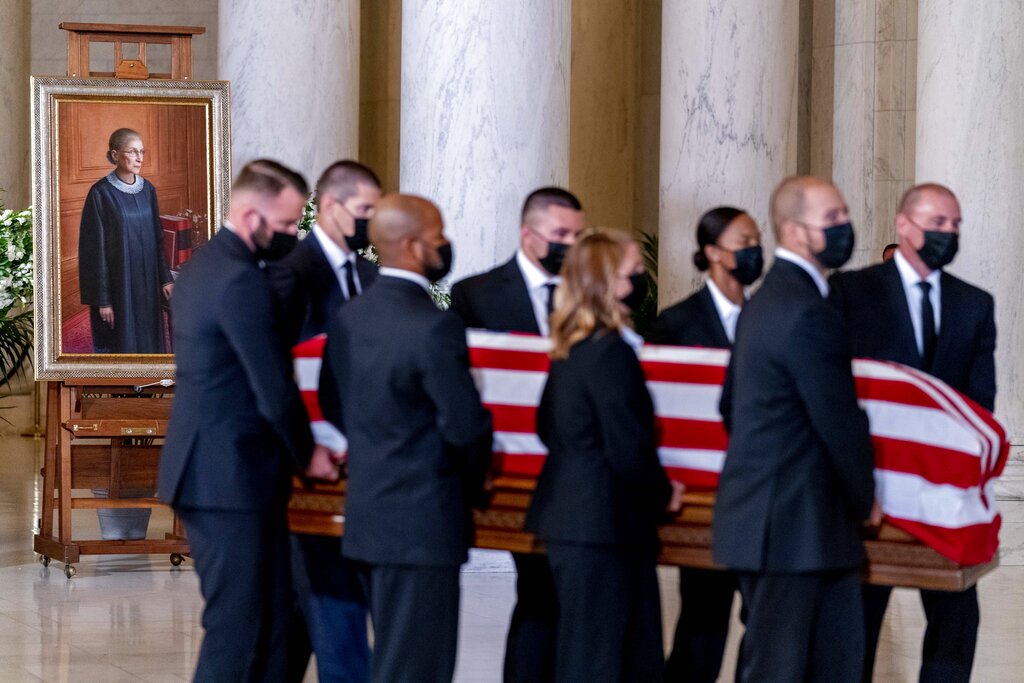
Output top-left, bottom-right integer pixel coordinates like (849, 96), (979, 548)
(78, 127), (173, 353)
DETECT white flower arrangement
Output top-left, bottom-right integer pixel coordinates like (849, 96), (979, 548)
(0, 202), (34, 383)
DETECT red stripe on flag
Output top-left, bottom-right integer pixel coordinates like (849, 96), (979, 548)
(294, 335), (327, 359)
(885, 516), (1002, 566)
(301, 391), (322, 421)
(657, 417), (729, 451)
(499, 453), (545, 477)
(855, 376), (942, 409)
(872, 437), (981, 489)
(641, 361), (727, 385)
(488, 404), (538, 434)
(469, 347), (551, 372)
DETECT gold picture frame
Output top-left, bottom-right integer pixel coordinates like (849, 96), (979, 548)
(31, 76), (231, 379)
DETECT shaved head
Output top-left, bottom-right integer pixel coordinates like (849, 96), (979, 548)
(770, 176), (835, 240)
(898, 183), (957, 215)
(370, 194), (445, 270)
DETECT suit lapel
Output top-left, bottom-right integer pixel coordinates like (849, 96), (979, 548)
(304, 237), (344, 307)
(881, 260), (923, 368)
(932, 271), (958, 373)
(697, 286), (732, 348)
(501, 259), (542, 335)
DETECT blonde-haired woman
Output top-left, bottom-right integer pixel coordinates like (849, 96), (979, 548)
(525, 229), (684, 681)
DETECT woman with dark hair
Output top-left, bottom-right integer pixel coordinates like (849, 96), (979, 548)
(525, 228), (684, 682)
(78, 127), (173, 353)
(648, 206), (763, 682)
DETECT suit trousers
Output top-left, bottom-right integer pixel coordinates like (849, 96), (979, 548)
(664, 567), (737, 682)
(359, 563), (461, 683)
(862, 584), (978, 683)
(287, 533), (370, 683)
(503, 552), (559, 683)
(735, 570), (864, 683)
(546, 542), (664, 682)
(178, 506), (292, 683)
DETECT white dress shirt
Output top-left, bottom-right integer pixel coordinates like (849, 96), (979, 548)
(379, 266), (431, 292)
(516, 249), (559, 336)
(706, 278), (743, 344)
(775, 247), (830, 298)
(893, 249), (942, 356)
(312, 223), (361, 299)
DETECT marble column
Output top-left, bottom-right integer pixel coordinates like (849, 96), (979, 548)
(219, 0), (359, 185)
(658, 0), (801, 306)
(916, 1), (1024, 440)
(399, 0), (571, 283)
(0, 0), (30, 208)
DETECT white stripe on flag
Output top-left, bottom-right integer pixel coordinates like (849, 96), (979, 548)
(494, 431), (547, 455)
(658, 447), (726, 472)
(468, 329), (553, 353)
(649, 382), (724, 422)
(875, 470), (1000, 528)
(641, 344), (730, 367)
(473, 368), (546, 407)
(295, 357), (322, 392)
(860, 399), (983, 456)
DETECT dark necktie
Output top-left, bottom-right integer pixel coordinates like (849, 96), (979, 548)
(544, 283), (557, 317)
(342, 261), (358, 301)
(918, 281), (936, 369)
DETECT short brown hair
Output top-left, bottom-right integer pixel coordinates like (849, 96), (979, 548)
(315, 160), (382, 203)
(521, 186), (582, 225)
(549, 229), (633, 359)
(232, 159), (308, 197)
(898, 183), (957, 215)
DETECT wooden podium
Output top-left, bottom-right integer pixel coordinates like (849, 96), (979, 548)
(34, 380), (188, 578)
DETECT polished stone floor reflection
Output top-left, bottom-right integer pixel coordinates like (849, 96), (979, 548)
(0, 427), (1021, 681)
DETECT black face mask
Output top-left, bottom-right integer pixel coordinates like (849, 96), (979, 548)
(424, 242), (453, 283)
(729, 245), (764, 285)
(814, 221), (855, 269)
(254, 231), (297, 262)
(918, 231), (958, 271)
(539, 242), (569, 275)
(622, 273), (649, 311)
(345, 217), (370, 252)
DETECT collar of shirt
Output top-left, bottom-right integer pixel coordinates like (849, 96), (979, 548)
(893, 248), (942, 338)
(893, 248), (941, 293)
(516, 249), (559, 289)
(775, 247), (829, 297)
(620, 325), (644, 354)
(379, 267), (431, 292)
(705, 278), (743, 342)
(312, 222), (356, 271)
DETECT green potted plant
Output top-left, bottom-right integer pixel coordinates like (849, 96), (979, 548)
(0, 203), (34, 390)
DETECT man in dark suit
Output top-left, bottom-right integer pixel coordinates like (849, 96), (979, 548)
(831, 183), (994, 683)
(449, 186), (585, 683)
(319, 194), (494, 682)
(276, 160), (382, 346)
(713, 176), (877, 682)
(274, 160), (382, 683)
(159, 160), (334, 682)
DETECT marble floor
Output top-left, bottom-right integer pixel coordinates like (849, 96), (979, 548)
(0, 395), (1022, 681)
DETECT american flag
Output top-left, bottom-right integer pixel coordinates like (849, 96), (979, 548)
(294, 329), (1009, 566)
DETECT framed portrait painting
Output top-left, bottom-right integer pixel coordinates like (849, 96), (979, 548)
(31, 76), (230, 379)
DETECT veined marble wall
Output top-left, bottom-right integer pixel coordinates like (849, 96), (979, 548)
(0, 1), (30, 208)
(658, 0), (800, 306)
(916, 0), (1024, 441)
(400, 0), (571, 284)
(359, 0), (401, 192)
(220, 0), (360, 182)
(807, 0), (918, 269)
(30, 0), (218, 79)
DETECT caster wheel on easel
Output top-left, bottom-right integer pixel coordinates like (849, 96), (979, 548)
(64, 564), (76, 579)
(170, 553), (184, 567)
(39, 555), (51, 567)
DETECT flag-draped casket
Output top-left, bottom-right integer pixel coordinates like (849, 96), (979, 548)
(289, 330), (1008, 590)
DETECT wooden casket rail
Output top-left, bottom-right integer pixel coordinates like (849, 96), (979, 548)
(288, 475), (997, 592)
